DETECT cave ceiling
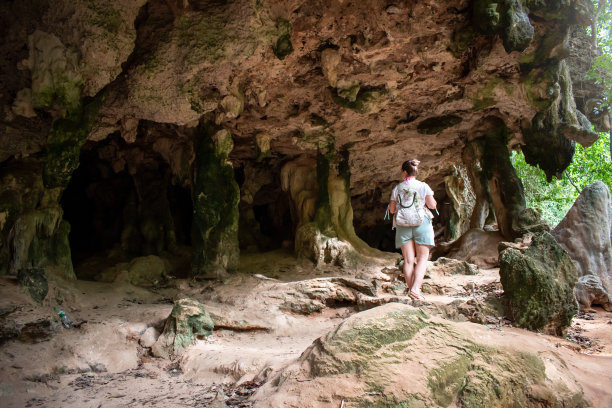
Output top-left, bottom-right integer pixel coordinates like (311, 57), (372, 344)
(0, 0), (604, 250)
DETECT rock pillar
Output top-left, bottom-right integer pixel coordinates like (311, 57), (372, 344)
(481, 122), (526, 240)
(191, 126), (240, 278)
(281, 150), (373, 266)
(444, 165), (475, 241)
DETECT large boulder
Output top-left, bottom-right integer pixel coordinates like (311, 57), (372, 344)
(552, 181), (612, 311)
(151, 297), (214, 359)
(499, 232), (578, 335)
(252, 303), (586, 407)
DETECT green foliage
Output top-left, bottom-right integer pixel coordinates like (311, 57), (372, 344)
(514, 2), (612, 226)
(588, 0), (612, 106)
(567, 133), (612, 188)
(588, 52), (612, 108)
(511, 151), (576, 225)
(511, 135), (612, 226)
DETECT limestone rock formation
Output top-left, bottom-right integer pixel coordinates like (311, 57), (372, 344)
(252, 303), (587, 407)
(0, 0), (606, 279)
(499, 232), (579, 335)
(17, 268), (48, 304)
(432, 228), (504, 268)
(552, 181), (612, 311)
(152, 297), (214, 359)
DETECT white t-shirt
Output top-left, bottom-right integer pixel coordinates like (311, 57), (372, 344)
(390, 179), (434, 206)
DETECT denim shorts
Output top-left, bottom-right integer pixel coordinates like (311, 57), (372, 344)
(395, 217), (434, 248)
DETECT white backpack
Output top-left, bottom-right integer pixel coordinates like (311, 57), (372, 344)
(395, 182), (425, 227)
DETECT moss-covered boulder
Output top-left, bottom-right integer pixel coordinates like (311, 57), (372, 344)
(499, 232), (578, 335)
(151, 297), (214, 359)
(253, 303), (586, 407)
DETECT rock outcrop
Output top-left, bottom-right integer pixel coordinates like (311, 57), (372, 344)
(0, 0), (605, 278)
(499, 232), (579, 335)
(552, 181), (612, 311)
(152, 297), (214, 359)
(252, 303), (587, 407)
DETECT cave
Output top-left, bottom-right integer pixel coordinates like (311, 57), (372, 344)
(60, 144), (134, 264)
(59, 132), (194, 278)
(2, 0), (612, 405)
(235, 160), (295, 253)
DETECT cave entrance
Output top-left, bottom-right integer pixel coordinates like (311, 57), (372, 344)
(236, 163), (294, 253)
(60, 134), (193, 279)
(60, 146), (133, 266)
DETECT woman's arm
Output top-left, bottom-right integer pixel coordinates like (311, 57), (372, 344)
(425, 194), (437, 210)
(389, 200), (397, 214)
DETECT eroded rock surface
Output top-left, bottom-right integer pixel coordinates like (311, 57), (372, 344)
(500, 232), (579, 335)
(152, 297), (214, 358)
(0, 0), (606, 279)
(253, 303), (587, 407)
(552, 181), (612, 311)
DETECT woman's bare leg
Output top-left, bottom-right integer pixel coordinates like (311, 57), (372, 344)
(401, 240), (416, 290)
(410, 243), (430, 295)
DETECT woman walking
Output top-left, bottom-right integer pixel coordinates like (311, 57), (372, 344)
(388, 159), (437, 300)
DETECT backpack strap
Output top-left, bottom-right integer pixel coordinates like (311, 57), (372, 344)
(398, 191), (417, 209)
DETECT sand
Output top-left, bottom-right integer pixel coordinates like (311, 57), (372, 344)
(1, 250), (611, 407)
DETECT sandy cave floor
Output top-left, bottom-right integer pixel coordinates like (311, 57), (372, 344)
(1, 249), (612, 408)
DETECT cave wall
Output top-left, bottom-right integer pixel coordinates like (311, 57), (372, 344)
(0, 0), (605, 277)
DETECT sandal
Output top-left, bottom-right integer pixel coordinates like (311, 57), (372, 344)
(408, 290), (425, 301)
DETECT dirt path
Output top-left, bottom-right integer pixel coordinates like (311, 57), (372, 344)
(1, 252), (611, 407)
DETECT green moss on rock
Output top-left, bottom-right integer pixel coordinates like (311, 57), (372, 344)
(472, 0), (534, 52)
(499, 232), (578, 335)
(522, 61), (589, 180)
(273, 33), (293, 60)
(85, 1), (123, 34)
(176, 13), (229, 63)
(298, 303), (586, 407)
(192, 124), (240, 276)
(17, 268), (48, 304)
(0, 160), (75, 279)
(428, 355), (471, 406)
(471, 80), (505, 110)
(357, 395), (425, 408)
(152, 297), (214, 358)
(43, 92), (105, 189)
